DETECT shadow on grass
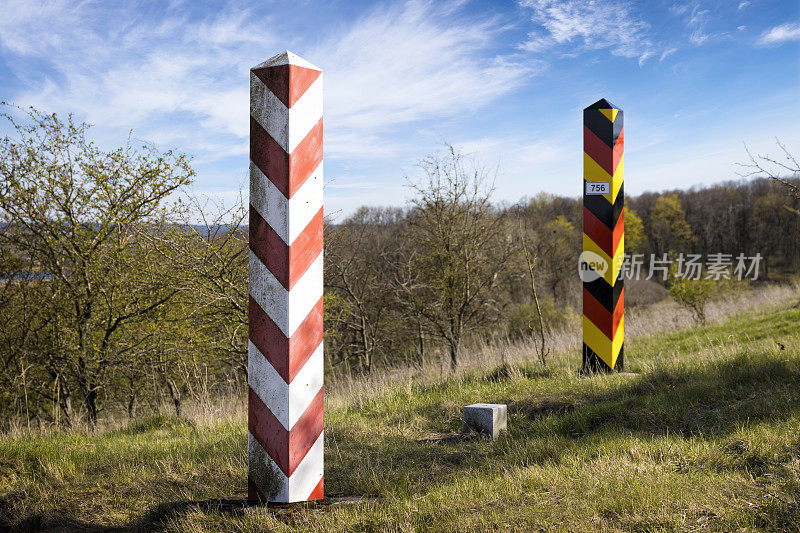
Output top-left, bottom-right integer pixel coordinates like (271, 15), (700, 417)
(2, 352), (798, 531)
(549, 351), (800, 440)
(326, 351), (800, 497)
(3, 499), (255, 532)
(2, 496), (375, 532)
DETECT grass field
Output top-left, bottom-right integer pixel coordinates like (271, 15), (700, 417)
(1, 289), (799, 532)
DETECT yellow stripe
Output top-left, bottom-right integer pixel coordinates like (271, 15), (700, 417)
(584, 152), (611, 180)
(583, 233), (623, 286)
(599, 108), (618, 122)
(584, 152), (624, 204)
(612, 231), (625, 259)
(612, 314), (624, 368)
(582, 314), (624, 369)
(612, 234), (624, 279)
(611, 155), (623, 204)
(583, 315), (611, 367)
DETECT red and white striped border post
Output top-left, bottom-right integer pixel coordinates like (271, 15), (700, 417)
(248, 51), (324, 503)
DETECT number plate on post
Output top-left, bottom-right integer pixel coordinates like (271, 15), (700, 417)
(585, 181), (610, 195)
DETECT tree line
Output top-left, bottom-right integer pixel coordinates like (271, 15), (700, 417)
(1, 108), (797, 429)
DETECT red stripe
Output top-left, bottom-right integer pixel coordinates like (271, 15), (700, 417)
(248, 475), (269, 502)
(248, 295), (323, 384)
(289, 208), (323, 289)
(583, 206), (612, 255)
(289, 387), (324, 476)
(307, 477), (324, 501)
(613, 208), (624, 256)
(584, 125), (613, 176)
(289, 118), (323, 198)
(248, 385), (324, 479)
(612, 287), (624, 339)
(584, 205), (624, 257)
(249, 386), (289, 476)
(288, 296), (324, 383)
(250, 117), (323, 200)
(253, 64), (290, 108)
(251, 117), (289, 197)
(249, 206), (322, 291)
(583, 288), (612, 340)
(252, 64), (321, 108)
(249, 296), (289, 382)
(613, 127), (624, 176)
(250, 205), (289, 288)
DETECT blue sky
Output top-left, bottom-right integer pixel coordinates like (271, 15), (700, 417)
(0, 0), (798, 220)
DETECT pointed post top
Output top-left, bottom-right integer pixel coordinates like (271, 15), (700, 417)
(252, 50), (321, 72)
(585, 98), (619, 110)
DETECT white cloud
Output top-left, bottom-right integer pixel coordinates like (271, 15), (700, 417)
(669, 4), (689, 16)
(686, 5), (712, 45)
(4, 2), (275, 164)
(313, 1), (534, 156)
(440, 133), (573, 204)
(669, 3), (725, 47)
(660, 47), (678, 61)
(519, 0), (656, 64)
(757, 23), (800, 45)
(690, 30), (709, 45)
(737, 1), (750, 10)
(4, 1), (533, 165)
(0, 0), (84, 56)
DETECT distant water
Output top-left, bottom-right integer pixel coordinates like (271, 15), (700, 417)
(0, 272), (53, 282)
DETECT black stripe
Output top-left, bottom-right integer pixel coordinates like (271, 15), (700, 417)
(583, 106), (623, 149)
(581, 343), (623, 374)
(613, 109), (623, 141)
(584, 98), (616, 110)
(584, 109), (614, 148)
(583, 275), (623, 314)
(583, 181), (624, 229)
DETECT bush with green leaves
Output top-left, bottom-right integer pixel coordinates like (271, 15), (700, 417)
(669, 277), (717, 325)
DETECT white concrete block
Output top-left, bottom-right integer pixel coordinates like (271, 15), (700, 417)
(463, 403), (507, 439)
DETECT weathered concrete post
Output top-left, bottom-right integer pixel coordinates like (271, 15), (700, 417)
(463, 403), (507, 439)
(248, 51), (324, 502)
(581, 99), (624, 374)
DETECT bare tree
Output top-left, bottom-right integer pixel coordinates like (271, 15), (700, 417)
(403, 145), (514, 372)
(142, 195), (249, 366)
(739, 139), (800, 215)
(325, 207), (401, 373)
(516, 214), (548, 365)
(0, 106), (192, 429)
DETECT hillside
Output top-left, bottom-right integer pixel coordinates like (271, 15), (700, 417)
(1, 290), (799, 532)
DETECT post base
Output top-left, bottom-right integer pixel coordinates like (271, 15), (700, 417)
(580, 343), (624, 375)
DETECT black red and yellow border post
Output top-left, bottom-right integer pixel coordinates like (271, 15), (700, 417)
(581, 98), (624, 374)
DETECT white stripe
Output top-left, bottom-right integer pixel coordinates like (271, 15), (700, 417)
(252, 51), (321, 71)
(248, 430), (324, 503)
(288, 343), (323, 429)
(249, 249), (288, 336)
(286, 251), (323, 337)
(288, 430), (324, 502)
(249, 250), (323, 338)
(248, 431), (288, 502)
(250, 71), (289, 152)
(248, 341), (288, 428)
(250, 72), (322, 154)
(249, 161), (323, 245)
(287, 73), (322, 154)
(248, 341), (323, 431)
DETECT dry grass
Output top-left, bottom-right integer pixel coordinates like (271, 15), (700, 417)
(325, 282), (800, 410)
(1, 283), (799, 532)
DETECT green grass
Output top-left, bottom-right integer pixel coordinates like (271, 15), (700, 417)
(2, 302), (800, 531)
